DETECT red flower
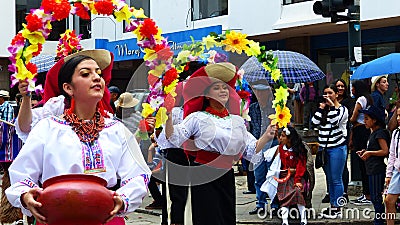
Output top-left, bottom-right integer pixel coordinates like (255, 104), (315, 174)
(41, 0), (71, 21)
(154, 45), (173, 61)
(139, 18), (159, 39)
(26, 62), (38, 75)
(94, 0), (114, 16)
(162, 68), (178, 87)
(74, 3), (90, 20)
(237, 90), (251, 99)
(138, 119), (151, 132)
(26, 14), (43, 32)
(11, 33), (25, 45)
(32, 44), (42, 57)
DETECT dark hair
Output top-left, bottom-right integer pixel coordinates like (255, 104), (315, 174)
(58, 55), (95, 99)
(352, 80), (373, 106)
(334, 78), (348, 99)
(282, 126), (307, 157)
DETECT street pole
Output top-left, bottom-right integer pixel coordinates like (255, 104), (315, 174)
(348, 0), (361, 77)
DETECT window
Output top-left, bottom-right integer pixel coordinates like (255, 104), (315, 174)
(124, 0), (150, 33)
(192, 0), (228, 21)
(16, 0), (67, 41)
(283, 0), (313, 5)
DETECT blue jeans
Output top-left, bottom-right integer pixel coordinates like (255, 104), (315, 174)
(368, 172), (385, 225)
(322, 145), (346, 207)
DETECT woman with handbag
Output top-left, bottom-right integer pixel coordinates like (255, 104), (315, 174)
(311, 84), (348, 219)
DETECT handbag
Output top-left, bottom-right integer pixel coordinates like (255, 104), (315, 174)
(315, 148), (326, 169)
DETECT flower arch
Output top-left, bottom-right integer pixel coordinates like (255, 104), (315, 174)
(8, 0), (291, 132)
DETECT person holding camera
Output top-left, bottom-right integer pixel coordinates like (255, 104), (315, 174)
(311, 84), (348, 219)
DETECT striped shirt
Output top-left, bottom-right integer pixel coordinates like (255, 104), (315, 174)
(311, 105), (348, 148)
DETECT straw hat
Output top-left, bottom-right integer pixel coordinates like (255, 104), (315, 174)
(371, 75), (388, 92)
(64, 49), (112, 70)
(0, 90), (10, 98)
(118, 92), (139, 108)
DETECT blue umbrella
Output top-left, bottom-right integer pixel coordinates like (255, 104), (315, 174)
(240, 51), (325, 83)
(351, 53), (400, 80)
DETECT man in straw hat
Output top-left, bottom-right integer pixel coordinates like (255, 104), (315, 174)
(115, 92), (140, 133)
(0, 90), (14, 122)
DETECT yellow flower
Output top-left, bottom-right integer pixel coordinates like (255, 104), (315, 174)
(23, 44), (39, 62)
(268, 105), (292, 128)
(164, 80), (178, 95)
(15, 59), (35, 80)
(202, 35), (218, 50)
(114, 5), (133, 22)
(133, 25), (143, 40)
(22, 27), (45, 45)
(222, 30), (249, 54)
(244, 40), (261, 57)
(262, 62), (272, 72)
(176, 50), (191, 62)
(141, 103), (155, 118)
(143, 48), (157, 61)
(132, 7), (147, 19)
(155, 107), (168, 128)
(271, 68), (281, 82)
(149, 64), (166, 77)
(274, 86), (289, 104)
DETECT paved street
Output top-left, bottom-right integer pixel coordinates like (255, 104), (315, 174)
(1, 159), (400, 225)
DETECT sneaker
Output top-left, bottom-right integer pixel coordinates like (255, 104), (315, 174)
(249, 207), (265, 215)
(145, 201), (163, 210)
(350, 194), (365, 203)
(303, 128), (309, 131)
(352, 197), (372, 206)
(321, 193), (330, 203)
(313, 127), (319, 131)
(321, 207), (342, 219)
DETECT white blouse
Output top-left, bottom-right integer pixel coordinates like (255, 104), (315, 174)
(6, 116), (151, 217)
(167, 111), (257, 160)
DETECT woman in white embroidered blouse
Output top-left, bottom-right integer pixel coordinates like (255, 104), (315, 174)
(164, 62), (276, 225)
(5, 51), (151, 225)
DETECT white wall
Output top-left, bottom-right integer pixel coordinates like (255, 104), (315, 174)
(0, 3), (16, 57)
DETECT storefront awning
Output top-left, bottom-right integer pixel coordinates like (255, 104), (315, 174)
(31, 55), (56, 73)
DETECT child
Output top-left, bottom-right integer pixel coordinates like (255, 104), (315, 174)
(358, 105), (390, 225)
(385, 107), (400, 225)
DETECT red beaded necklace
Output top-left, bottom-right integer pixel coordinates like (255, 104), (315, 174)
(205, 106), (229, 118)
(64, 109), (105, 143)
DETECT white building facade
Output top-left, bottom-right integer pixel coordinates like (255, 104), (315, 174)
(1, 0), (400, 92)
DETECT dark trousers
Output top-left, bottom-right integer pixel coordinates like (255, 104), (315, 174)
(242, 158), (255, 192)
(351, 124), (370, 195)
(165, 148), (189, 224)
(148, 176), (167, 224)
(368, 172), (386, 225)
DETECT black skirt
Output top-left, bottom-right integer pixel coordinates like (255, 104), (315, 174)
(190, 165), (235, 225)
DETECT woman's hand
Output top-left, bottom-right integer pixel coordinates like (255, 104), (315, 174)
(105, 191), (125, 223)
(323, 95), (334, 107)
(385, 177), (392, 187)
(18, 80), (30, 97)
(295, 182), (303, 190)
(265, 123), (277, 140)
(21, 188), (47, 224)
(358, 150), (371, 161)
(145, 116), (156, 133)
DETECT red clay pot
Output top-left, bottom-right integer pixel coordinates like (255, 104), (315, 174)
(37, 174), (114, 225)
